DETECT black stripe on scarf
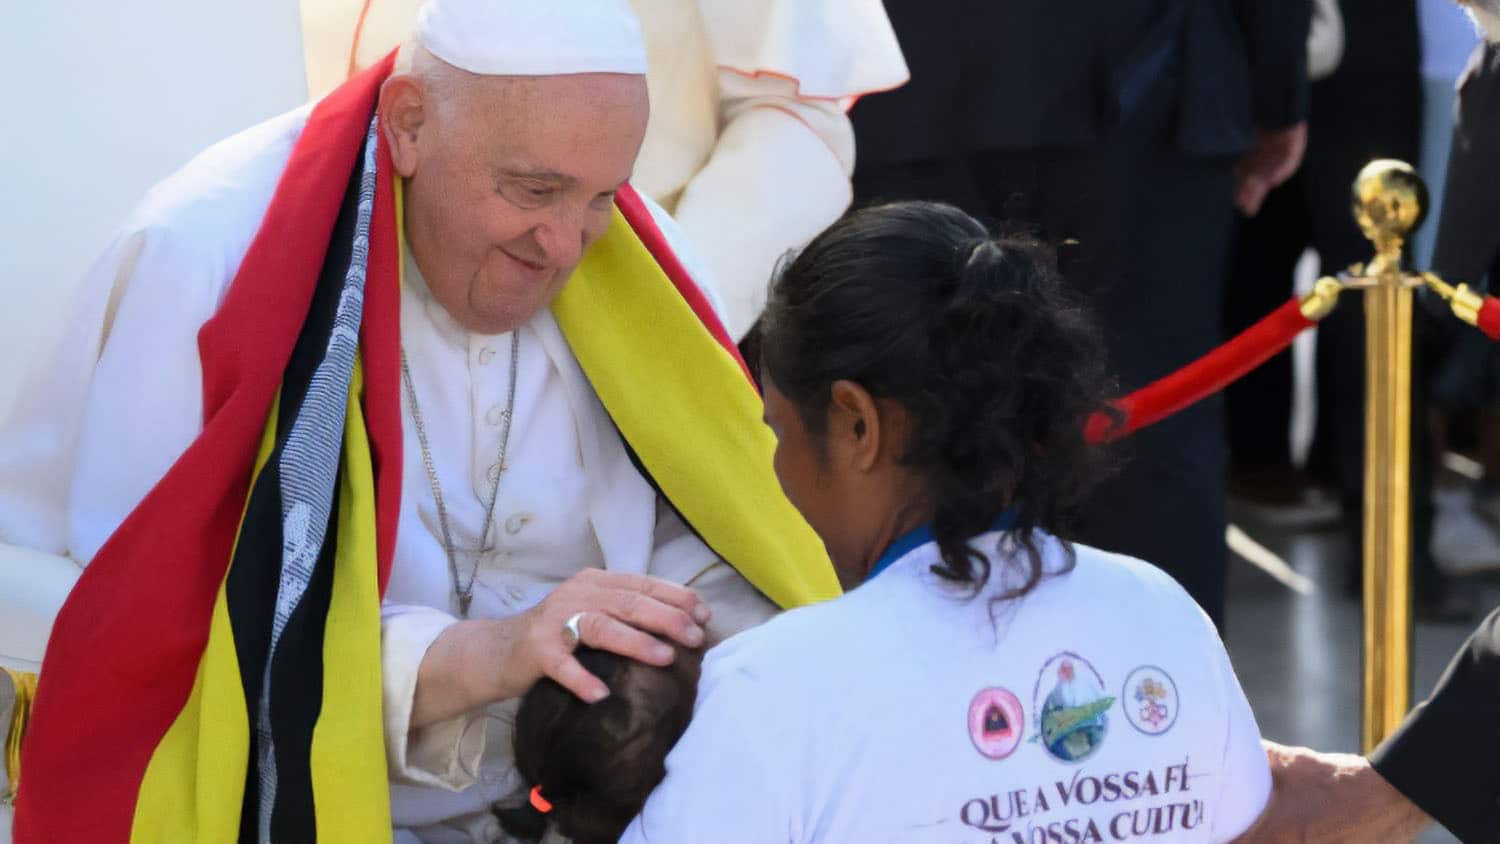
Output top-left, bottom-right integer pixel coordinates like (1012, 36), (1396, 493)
(224, 132), (367, 844)
(267, 467), (340, 841)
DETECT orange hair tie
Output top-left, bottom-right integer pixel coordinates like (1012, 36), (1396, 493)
(529, 785), (554, 814)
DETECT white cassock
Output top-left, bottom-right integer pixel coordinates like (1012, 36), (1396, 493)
(302, 0), (909, 338)
(0, 103), (777, 843)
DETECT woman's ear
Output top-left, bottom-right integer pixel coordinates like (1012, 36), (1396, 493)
(378, 74), (427, 178)
(828, 380), (882, 472)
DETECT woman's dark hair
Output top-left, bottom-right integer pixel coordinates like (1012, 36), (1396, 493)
(759, 200), (1118, 599)
(494, 645), (703, 844)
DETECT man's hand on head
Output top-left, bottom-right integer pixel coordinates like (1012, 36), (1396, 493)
(1231, 741), (1430, 843)
(411, 570), (710, 728)
(509, 569), (710, 703)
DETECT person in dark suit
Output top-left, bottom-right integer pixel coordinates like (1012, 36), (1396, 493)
(1219, 0), (1467, 620)
(1431, 40), (1500, 351)
(1429, 39), (1500, 532)
(1223, 0), (1423, 512)
(851, 0), (1311, 627)
(1240, 11), (1500, 841)
(1241, 606), (1500, 841)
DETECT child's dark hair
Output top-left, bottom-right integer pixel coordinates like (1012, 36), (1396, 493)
(494, 645), (704, 844)
(759, 200), (1119, 600)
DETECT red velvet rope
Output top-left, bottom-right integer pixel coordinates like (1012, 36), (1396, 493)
(1086, 296), (1315, 443)
(1478, 296), (1500, 341)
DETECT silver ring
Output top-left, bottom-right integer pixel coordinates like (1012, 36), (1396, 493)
(563, 612), (586, 648)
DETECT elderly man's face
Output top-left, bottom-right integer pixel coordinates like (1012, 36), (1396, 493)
(385, 70), (649, 334)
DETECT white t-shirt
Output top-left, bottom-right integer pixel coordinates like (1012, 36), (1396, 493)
(622, 531), (1269, 844)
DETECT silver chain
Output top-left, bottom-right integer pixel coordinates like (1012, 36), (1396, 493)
(400, 331), (520, 617)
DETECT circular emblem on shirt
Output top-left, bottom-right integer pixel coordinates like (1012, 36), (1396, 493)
(967, 687), (1024, 760)
(1032, 651), (1114, 764)
(1121, 665), (1179, 736)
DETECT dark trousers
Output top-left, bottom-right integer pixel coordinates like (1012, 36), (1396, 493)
(855, 101), (1238, 625)
(1223, 82), (1417, 479)
(1220, 137), (1372, 508)
(1222, 173), (1309, 469)
(1221, 74), (1440, 594)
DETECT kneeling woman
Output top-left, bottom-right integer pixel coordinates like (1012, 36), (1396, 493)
(621, 202), (1270, 842)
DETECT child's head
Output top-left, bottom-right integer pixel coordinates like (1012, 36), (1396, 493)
(495, 644), (704, 844)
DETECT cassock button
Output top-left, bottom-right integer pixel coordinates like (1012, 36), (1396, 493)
(486, 405), (508, 426)
(478, 346), (496, 365)
(505, 513), (532, 535)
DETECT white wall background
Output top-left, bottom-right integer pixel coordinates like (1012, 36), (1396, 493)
(0, 13), (306, 837)
(0, 1), (309, 413)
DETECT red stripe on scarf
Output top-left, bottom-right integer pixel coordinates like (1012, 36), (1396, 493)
(13, 53), (401, 843)
(614, 184), (755, 383)
(363, 118), (403, 593)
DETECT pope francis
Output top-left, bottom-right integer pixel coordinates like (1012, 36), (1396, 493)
(302, 0), (910, 341)
(0, 1), (837, 842)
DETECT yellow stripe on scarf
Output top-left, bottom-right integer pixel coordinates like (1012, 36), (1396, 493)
(131, 359), (392, 842)
(130, 394), (280, 843)
(554, 209), (840, 609)
(308, 358), (391, 841)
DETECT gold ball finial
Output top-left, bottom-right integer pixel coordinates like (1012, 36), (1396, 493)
(1351, 159), (1428, 251)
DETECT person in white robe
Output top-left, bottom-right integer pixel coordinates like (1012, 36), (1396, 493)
(299, 0), (909, 339)
(0, 2), (832, 841)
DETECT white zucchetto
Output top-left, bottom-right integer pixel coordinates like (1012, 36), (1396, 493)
(417, 0), (649, 76)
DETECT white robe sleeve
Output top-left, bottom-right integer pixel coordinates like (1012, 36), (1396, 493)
(0, 224), (215, 671)
(697, 0), (908, 102)
(669, 70), (856, 340)
(0, 107), (308, 671)
(380, 603), (487, 790)
(0, 230), (148, 554)
(644, 0), (908, 340)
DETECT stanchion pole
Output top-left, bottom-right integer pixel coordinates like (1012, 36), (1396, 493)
(1350, 160), (1426, 752)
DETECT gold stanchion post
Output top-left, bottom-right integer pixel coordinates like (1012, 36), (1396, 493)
(1349, 160), (1426, 752)
(1, 667), (34, 805)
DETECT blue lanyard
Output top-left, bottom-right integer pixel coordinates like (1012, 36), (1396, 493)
(865, 509), (1017, 583)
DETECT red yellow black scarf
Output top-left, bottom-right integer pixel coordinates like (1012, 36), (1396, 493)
(16, 52), (835, 843)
